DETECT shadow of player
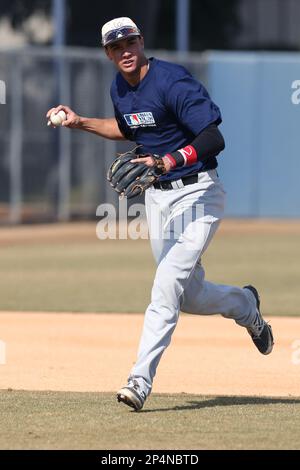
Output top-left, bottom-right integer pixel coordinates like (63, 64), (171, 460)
(139, 395), (300, 413)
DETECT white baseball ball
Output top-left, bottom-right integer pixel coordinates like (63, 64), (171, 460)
(50, 110), (67, 126)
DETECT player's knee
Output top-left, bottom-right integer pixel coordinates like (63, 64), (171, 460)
(180, 295), (192, 313)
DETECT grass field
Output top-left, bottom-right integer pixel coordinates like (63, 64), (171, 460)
(0, 390), (299, 450)
(0, 222), (299, 315)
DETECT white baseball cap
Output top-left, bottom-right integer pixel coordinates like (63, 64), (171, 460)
(101, 17), (141, 47)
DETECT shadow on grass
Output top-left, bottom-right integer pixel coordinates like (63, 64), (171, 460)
(141, 396), (300, 413)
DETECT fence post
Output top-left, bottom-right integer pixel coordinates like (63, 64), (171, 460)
(9, 53), (23, 224)
(103, 64), (118, 208)
(57, 54), (71, 222)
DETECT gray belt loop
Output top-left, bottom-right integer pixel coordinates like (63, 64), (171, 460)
(171, 179), (184, 189)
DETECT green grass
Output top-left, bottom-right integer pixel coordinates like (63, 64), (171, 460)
(205, 232), (300, 316)
(0, 232), (299, 315)
(0, 390), (299, 450)
(0, 240), (154, 313)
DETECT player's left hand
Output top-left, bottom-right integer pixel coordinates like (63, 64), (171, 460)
(107, 150), (170, 199)
(131, 155), (173, 173)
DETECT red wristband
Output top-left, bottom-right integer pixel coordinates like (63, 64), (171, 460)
(177, 145), (198, 166)
(164, 154), (177, 168)
(165, 145), (198, 168)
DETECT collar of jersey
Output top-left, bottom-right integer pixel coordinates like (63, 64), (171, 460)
(120, 57), (156, 91)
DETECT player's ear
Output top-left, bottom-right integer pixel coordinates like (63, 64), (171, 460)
(139, 36), (144, 48)
(105, 46), (112, 60)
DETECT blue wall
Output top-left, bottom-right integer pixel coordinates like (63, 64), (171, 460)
(208, 52), (300, 217)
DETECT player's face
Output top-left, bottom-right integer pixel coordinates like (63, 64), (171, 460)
(105, 36), (145, 75)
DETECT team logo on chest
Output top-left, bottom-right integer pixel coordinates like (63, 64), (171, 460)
(124, 112), (156, 128)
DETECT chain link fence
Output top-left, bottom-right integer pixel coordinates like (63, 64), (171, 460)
(0, 47), (207, 224)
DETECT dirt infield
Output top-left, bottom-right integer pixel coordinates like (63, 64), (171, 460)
(0, 312), (299, 397)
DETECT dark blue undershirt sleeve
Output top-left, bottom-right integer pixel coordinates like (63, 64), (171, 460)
(192, 124), (225, 161)
(169, 124), (225, 167)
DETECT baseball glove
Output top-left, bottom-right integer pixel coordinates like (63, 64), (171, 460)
(107, 149), (167, 199)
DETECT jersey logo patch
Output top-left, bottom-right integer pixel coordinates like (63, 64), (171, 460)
(124, 112), (156, 128)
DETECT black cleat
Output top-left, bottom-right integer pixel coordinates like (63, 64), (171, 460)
(244, 285), (274, 355)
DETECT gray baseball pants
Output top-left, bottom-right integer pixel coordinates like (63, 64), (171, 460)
(130, 170), (257, 396)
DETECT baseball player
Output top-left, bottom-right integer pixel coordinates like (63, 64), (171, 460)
(46, 17), (274, 411)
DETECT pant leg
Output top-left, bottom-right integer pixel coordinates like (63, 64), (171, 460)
(181, 261), (257, 327)
(146, 171), (256, 327)
(130, 171), (226, 394)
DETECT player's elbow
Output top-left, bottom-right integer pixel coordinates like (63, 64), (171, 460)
(217, 128), (225, 153)
(192, 124), (225, 160)
(207, 125), (225, 156)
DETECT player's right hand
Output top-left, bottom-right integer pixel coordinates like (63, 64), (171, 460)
(46, 105), (82, 128)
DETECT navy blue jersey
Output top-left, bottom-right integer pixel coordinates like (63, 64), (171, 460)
(110, 57), (222, 181)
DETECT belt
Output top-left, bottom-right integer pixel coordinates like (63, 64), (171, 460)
(153, 173), (199, 190)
